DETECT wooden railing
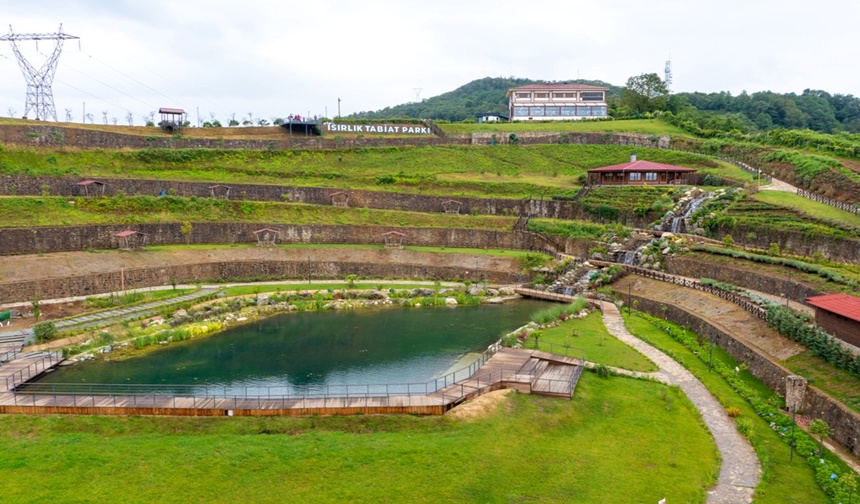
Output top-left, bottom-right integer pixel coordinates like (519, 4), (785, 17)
(590, 260), (769, 320)
(796, 189), (860, 215)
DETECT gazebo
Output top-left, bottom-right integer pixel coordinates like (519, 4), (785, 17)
(158, 107), (186, 132)
(441, 199), (462, 214)
(115, 230), (149, 251)
(382, 231), (406, 249)
(330, 191), (350, 208)
(209, 184), (232, 199)
(587, 154), (697, 186)
(253, 228), (280, 247)
(76, 180), (108, 197)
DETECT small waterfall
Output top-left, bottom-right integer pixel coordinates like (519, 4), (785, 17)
(622, 251), (636, 265)
(666, 194), (710, 234)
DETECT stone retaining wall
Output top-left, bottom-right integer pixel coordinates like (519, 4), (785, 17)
(0, 259), (518, 302)
(665, 256), (822, 303)
(712, 224), (860, 263)
(627, 293), (860, 458)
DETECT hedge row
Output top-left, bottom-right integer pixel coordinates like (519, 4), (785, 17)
(767, 305), (860, 378)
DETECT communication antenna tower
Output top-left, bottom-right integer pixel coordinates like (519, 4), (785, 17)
(413, 88), (422, 102)
(0, 24), (79, 121)
(64, 108), (72, 122)
(664, 58), (673, 92)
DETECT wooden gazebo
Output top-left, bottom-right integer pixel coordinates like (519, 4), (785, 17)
(442, 200), (462, 214)
(76, 180), (108, 197)
(209, 184), (232, 199)
(330, 191), (350, 208)
(253, 228), (280, 247)
(115, 230), (149, 251)
(382, 231), (406, 249)
(158, 107), (186, 132)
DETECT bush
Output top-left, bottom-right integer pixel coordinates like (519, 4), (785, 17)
(726, 406), (742, 417)
(33, 322), (57, 343)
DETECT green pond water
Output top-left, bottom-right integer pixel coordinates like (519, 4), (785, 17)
(37, 300), (548, 396)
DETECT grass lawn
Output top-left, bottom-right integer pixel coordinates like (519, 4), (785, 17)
(440, 118), (688, 136)
(524, 312), (658, 372)
(219, 283), (456, 297)
(622, 313), (838, 503)
(783, 351), (860, 413)
(0, 374), (717, 503)
(753, 190), (860, 229)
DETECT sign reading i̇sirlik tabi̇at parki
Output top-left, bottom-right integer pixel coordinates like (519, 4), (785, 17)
(323, 122), (433, 135)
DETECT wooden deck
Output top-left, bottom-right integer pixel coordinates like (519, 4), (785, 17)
(0, 348), (584, 417)
(514, 288), (577, 303)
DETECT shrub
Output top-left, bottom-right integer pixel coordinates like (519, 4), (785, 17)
(726, 406), (742, 417)
(33, 321), (57, 343)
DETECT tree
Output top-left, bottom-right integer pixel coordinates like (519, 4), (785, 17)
(621, 73), (668, 114)
(808, 418), (831, 451)
(180, 221), (193, 244)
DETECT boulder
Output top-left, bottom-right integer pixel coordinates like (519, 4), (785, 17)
(486, 288), (499, 296)
(498, 287), (515, 296)
(173, 309), (187, 318)
(486, 297), (504, 304)
(256, 294), (269, 306)
(445, 297), (458, 305)
(468, 287), (484, 296)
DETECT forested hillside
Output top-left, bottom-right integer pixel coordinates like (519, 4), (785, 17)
(351, 77), (621, 122)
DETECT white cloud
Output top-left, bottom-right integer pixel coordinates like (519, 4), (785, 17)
(0, 0), (857, 122)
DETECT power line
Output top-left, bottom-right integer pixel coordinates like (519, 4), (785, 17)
(79, 51), (184, 108)
(44, 52), (159, 110)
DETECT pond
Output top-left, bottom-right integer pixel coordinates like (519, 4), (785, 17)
(36, 300), (548, 396)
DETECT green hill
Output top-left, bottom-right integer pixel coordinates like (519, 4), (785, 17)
(351, 77), (622, 122)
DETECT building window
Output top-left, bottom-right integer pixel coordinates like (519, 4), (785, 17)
(515, 92), (531, 99)
(629, 172), (641, 181)
(535, 92), (549, 99)
(513, 107), (529, 117)
(577, 106), (592, 116)
(581, 91), (604, 101)
(553, 92), (576, 99)
(544, 106), (560, 116)
(645, 172), (657, 181)
(592, 106), (607, 116)
(529, 106), (544, 116)
(561, 106), (576, 116)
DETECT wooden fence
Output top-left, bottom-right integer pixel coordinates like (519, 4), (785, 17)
(796, 189), (860, 215)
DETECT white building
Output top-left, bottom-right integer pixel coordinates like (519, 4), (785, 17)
(506, 84), (609, 121)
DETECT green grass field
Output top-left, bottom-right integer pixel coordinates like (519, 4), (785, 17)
(622, 313), (836, 503)
(783, 352), (860, 413)
(753, 190), (860, 229)
(440, 118), (688, 136)
(524, 312), (658, 372)
(0, 375), (717, 503)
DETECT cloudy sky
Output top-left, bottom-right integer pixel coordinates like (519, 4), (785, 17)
(1, 0), (857, 124)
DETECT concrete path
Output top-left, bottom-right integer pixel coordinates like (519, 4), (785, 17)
(759, 177), (798, 193)
(601, 303), (760, 503)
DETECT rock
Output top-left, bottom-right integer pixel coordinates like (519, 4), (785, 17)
(366, 290), (388, 300)
(487, 297), (504, 304)
(288, 305), (297, 311)
(486, 288), (499, 296)
(445, 297), (458, 305)
(413, 288), (435, 297)
(498, 287), (515, 296)
(591, 252), (604, 261)
(256, 294), (269, 306)
(468, 287), (483, 296)
(662, 247), (672, 255)
(608, 243), (622, 253)
(173, 309), (188, 318)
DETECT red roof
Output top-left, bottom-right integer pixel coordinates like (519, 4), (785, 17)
(508, 83), (608, 92)
(159, 107), (185, 115)
(588, 160), (697, 174)
(806, 293), (860, 323)
(381, 231), (407, 236)
(76, 180), (105, 186)
(115, 230), (146, 237)
(253, 228), (280, 234)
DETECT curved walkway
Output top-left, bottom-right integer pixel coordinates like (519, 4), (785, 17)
(601, 303), (760, 504)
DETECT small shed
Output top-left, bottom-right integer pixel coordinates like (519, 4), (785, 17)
(76, 180), (108, 197)
(115, 230), (149, 251)
(441, 199), (463, 214)
(476, 113), (509, 123)
(158, 107), (186, 132)
(209, 184), (232, 199)
(806, 293), (860, 347)
(330, 191), (350, 208)
(382, 231), (406, 249)
(253, 228), (280, 247)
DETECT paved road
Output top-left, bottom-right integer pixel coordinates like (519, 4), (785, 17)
(601, 303), (761, 504)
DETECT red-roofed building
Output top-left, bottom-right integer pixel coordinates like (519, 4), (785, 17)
(806, 293), (860, 347)
(506, 83), (609, 121)
(587, 154), (697, 186)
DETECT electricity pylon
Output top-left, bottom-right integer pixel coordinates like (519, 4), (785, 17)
(0, 24), (79, 121)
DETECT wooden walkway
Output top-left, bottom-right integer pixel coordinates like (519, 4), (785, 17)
(514, 288), (577, 303)
(0, 348), (584, 417)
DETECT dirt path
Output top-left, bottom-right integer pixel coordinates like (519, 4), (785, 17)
(759, 177), (798, 193)
(615, 276), (805, 361)
(601, 303), (760, 503)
